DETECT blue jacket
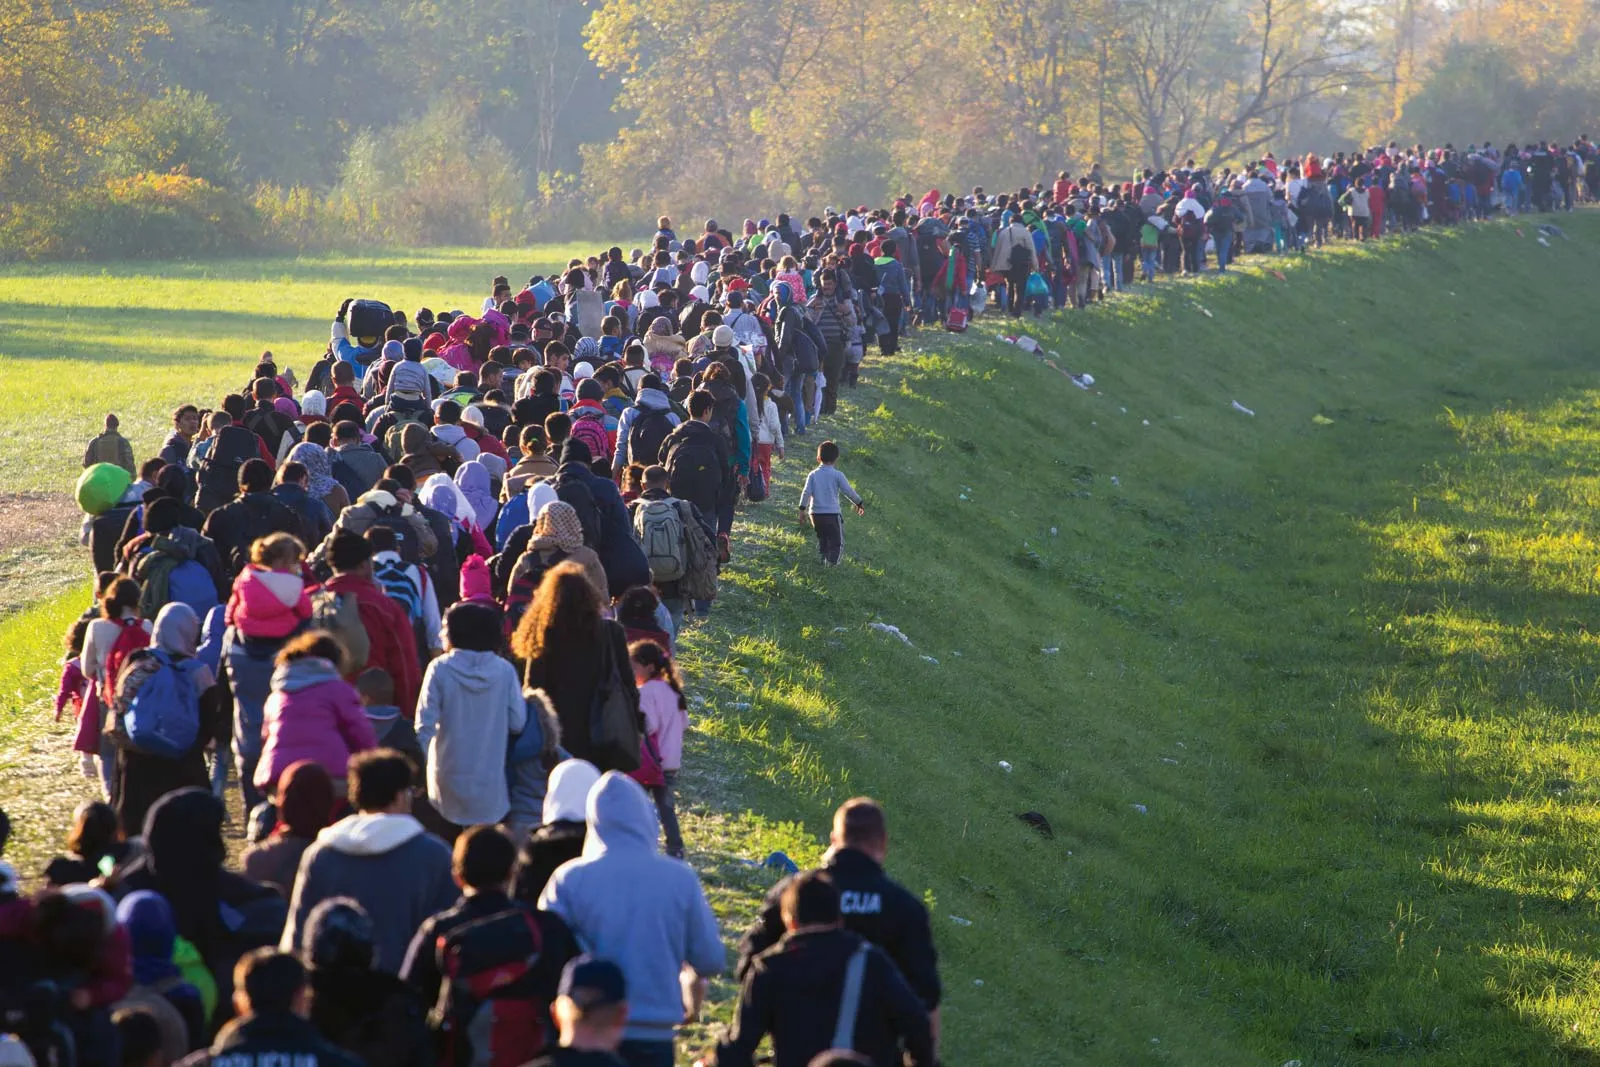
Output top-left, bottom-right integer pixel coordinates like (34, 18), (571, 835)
(495, 491), (531, 552)
(331, 321), (378, 380)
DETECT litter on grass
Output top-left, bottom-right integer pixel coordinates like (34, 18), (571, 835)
(1131, 803), (1149, 814)
(1538, 236), (1551, 246)
(974, 979), (985, 987)
(832, 626), (849, 633)
(920, 655), (940, 665)
(950, 916), (974, 927)
(997, 761), (1013, 772)
(1231, 400), (1256, 416)
(1311, 414), (1335, 426)
(1041, 647), (1060, 654)
(868, 622), (913, 645)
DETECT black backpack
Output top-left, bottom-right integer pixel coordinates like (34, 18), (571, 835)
(369, 505), (423, 564)
(708, 387), (741, 456)
(628, 407), (674, 466)
(666, 430), (724, 510)
(1008, 239), (1032, 273)
(554, 468), (604, 549)
(197, 426), (261, 500)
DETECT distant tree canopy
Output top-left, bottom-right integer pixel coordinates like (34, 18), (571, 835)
(0, 0), (1595, 257)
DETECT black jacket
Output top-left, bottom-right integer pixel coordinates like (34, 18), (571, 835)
(714, 928), (934, 1067)
(201, 493), (303, 578)
(399, 890), (576, 1014)
(737, 848), (941, 1010)
(178, 1012), (364, 1067)
(309, 966), (433, 1067)
(512, 821), (586, 904)
(242, 403), (298, 459)
(525, 1049), (626, 1067)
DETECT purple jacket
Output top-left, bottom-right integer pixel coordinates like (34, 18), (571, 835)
(254, 657), (377, 791)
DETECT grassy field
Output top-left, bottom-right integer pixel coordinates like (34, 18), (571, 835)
(4, 217), (1600, 1063)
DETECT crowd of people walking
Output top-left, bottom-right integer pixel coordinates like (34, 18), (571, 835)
(6, 133), (1597, 1067)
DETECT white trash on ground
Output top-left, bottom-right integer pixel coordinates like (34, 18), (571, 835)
(868, 622), (913, 645)
(1231, 400), (1256, 416)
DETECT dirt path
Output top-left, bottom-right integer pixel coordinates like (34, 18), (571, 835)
(0, 492), (86, 617)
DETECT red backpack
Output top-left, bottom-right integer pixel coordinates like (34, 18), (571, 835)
(434, 909), (549, 1067)
(102, 618), (150, 703)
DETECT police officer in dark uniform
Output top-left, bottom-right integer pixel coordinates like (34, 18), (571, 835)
(735, 798), (942, 1045)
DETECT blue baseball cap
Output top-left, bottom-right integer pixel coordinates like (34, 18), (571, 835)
(558, 955), (627, 1009)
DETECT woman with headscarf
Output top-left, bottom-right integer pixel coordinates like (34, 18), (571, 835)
(111, 603), (218, 837)
(504, 501), (609, 634)
(510, 758), (600, 902)
(419, 474), (493, 560)
(287, 441), (351, 517)
(114, 890), (208, 1055)
(241, 759), (335, 897)
(452, 460), (498, 533)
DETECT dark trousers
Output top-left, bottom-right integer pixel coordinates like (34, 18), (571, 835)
(812, 512), (844, 563)
(880, 293), (904, 354)
(1005, 266), (1030, 316)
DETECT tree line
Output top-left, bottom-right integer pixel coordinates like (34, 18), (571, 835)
(1, 0), (1595, 259)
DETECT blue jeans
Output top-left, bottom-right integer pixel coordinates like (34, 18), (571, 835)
(1140, 248), (1157, 281)
(618, 1039), (674, 1067)
(1214, 235), (1231, 271)
(1104, 254), (1119, 291)
(226, 632), (283, 812)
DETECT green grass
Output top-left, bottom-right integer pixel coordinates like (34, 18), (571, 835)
(0, 246), (605, 494)
(5, 219), (1600, 1063)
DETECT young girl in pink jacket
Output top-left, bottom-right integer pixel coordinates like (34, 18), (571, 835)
(226, 532), (312, 639)
(630, 639), (689, 859)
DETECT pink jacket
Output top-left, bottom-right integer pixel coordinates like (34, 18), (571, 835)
(638, 678), (687, 771)
(227, 567), (312, 640)
(254, 658), (377, 790)
(56, 657), (86, 722)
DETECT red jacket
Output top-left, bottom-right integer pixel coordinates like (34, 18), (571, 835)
(462, 424), (508, 460)
(317, 572), (421, 717)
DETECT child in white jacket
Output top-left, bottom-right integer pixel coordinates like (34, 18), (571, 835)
(751, 372), (784, 494)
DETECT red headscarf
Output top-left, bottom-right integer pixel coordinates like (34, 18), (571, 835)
(274, 760), (336, 839)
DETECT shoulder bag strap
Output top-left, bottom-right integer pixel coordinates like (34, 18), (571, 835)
(831, 942), (871, 1051)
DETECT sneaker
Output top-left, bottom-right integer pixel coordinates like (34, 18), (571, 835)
(79, 753), (97, 780)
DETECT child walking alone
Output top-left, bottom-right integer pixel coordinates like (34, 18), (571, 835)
(797, 440), (864, 565)
(630, 639), (689, 858)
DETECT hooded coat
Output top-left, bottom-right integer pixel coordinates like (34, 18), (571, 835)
(537, 772), (725, 1044)
(113, 603), (218, 836)
(511, 759), (599, 903)
(113, 789), (286, 1009)
(415, 649), (527, 826)
(241, 760), (336, 897)
(253, 656), (377, 792)
(282, 813), (457, 975)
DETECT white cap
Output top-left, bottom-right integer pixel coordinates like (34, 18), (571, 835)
(573, 362), (595, 380)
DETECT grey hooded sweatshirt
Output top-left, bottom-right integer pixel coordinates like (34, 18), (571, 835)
(417, 648), (527, 826)
(282, 813), (456, 973)
(538, 772), (725, 1043)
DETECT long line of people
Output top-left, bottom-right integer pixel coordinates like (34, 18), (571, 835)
(16, 132), (1598, 1067)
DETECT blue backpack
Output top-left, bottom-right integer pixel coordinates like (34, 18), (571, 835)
(167, 560), (221, 616)
(125, 651), (203, 759)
